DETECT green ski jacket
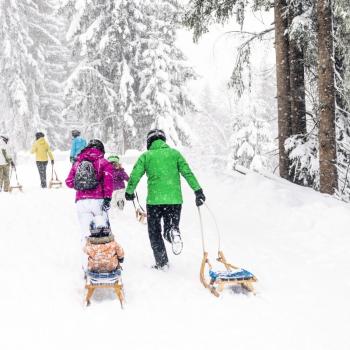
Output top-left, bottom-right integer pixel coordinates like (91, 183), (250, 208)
(126, 139), (201, 205)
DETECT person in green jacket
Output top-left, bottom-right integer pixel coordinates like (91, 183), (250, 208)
(125, 129), (206, 269)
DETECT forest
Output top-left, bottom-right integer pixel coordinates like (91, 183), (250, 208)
(0, 0), (349, 197)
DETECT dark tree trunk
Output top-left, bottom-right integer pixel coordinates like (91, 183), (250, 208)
(317, 0), (338, 194)
(275, 0), (292, 180)
(288, 4), (306, 136)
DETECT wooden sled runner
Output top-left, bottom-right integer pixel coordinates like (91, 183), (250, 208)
(135, 208), (147, 224)
(49, 165), (62, 189)
(85, 270), (125, 308)
(133, 192), (147, 224)
(9, 166), (23, 192)
(198, 206), (257, 297)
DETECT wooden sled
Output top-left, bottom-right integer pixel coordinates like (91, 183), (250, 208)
(136, 208), (147, 224)
(133, 192), (147, 224)
(200, 250), (257, 297)
(49, 166), (62, 189)
(9, 184), (23, 192)
(85, 270), (125, 308)
(9, 166), (23, 192)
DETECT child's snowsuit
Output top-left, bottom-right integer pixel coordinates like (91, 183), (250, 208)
(111, 167), (129, 208)
(84, 234), (124, 272)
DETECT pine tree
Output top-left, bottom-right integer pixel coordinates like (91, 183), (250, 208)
(275, 0), (292, 180)
(317, 0), (338, 194)
(134, 0), (196, 149)
(0, 0), (68, 149)
(230, 89), (274, 171)
(0, 0), (42, 148)
(63, 0), (195, 152)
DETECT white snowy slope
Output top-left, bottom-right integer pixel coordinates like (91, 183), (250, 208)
(1, 153), (350, 350)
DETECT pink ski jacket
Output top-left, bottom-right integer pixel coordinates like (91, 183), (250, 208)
(65, 148), (114, 202)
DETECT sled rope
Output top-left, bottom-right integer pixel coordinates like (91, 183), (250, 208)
(197, 207), (206, 253)
(198, 204), (257, 297)
(135, 192), (146, 213)
(10, 165), (21, 186)
(203, 203), (222, 251)
(51, 164), (59, 181)
(132, 192), (147, 224)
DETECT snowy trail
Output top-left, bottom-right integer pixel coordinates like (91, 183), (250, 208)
(1, 154), (350, 350)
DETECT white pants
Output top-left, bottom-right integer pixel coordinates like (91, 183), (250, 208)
(111, 189), (125, 208)
(76, 199), (108, 269)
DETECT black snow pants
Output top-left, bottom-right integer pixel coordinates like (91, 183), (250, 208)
(36, 161), (48, 188)
(146, 204), (182, 267)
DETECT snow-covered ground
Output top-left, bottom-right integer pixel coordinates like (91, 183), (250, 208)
(1, 153), (350, 350)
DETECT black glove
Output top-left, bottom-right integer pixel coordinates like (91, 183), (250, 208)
(51, 160), (54, 165)
(125, 192), (135, 201)
(10, 160), (15, 167)
(102, 198), (111, 211)
(70, 157), (75, 163)
(195, 189), (206, 207)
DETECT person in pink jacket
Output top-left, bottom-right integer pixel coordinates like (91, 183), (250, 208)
(65, 139), (114, 269)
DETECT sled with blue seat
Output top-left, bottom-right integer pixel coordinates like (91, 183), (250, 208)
(198, 206), (257, 297)
(200, 250), (257, 297)
(85, 269), (125, 308)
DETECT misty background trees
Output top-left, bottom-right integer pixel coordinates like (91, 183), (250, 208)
(0, 0), (349, 197)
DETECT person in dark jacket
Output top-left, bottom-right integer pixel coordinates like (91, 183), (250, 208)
(125, 129), (206, 269)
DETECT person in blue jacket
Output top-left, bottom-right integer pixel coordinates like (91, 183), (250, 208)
(70, 130), (87, 163)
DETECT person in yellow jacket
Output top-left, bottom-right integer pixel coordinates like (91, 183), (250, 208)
(31, 132), (54, 188)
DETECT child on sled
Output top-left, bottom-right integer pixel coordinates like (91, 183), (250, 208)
(83, 215), (125, 307)
(84, 215), (124, 273)
(107, 155), (129, 210)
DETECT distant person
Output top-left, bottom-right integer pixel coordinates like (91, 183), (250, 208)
(31, 132), (54, 188)
(125, 129), (206, 270)
(107, 154), (129, 210)
(0, 135), (15, 192)
(70, 130), (87, 163)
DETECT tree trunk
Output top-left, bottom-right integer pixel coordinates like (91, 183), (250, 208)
(317, 0), (338, 194)
(275, 0), (292, 180)
(288, 4), (306, 135)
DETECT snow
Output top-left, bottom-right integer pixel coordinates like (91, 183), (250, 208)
(1, 152), (350, 350)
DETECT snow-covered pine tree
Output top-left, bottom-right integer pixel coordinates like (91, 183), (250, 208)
(333, 0), (350, 199)
(230, 89), (274, 171)
(0, 0), (68, 149)
(185, 0), (277, 173)
(63, 0), (195, 152)
(134, 0), (196, 149)
(0, 0), (42, 148)
(37, 0), (71, 148)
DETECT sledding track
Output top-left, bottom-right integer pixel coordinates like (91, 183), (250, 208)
(1, 152), (350, 350)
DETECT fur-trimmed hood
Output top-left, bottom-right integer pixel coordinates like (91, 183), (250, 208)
(87, 234), (114, 245)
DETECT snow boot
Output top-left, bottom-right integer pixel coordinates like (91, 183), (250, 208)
(151, 263), (170, 271)
(117, 199), (125, 210)
(170, 228), (183, 255)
